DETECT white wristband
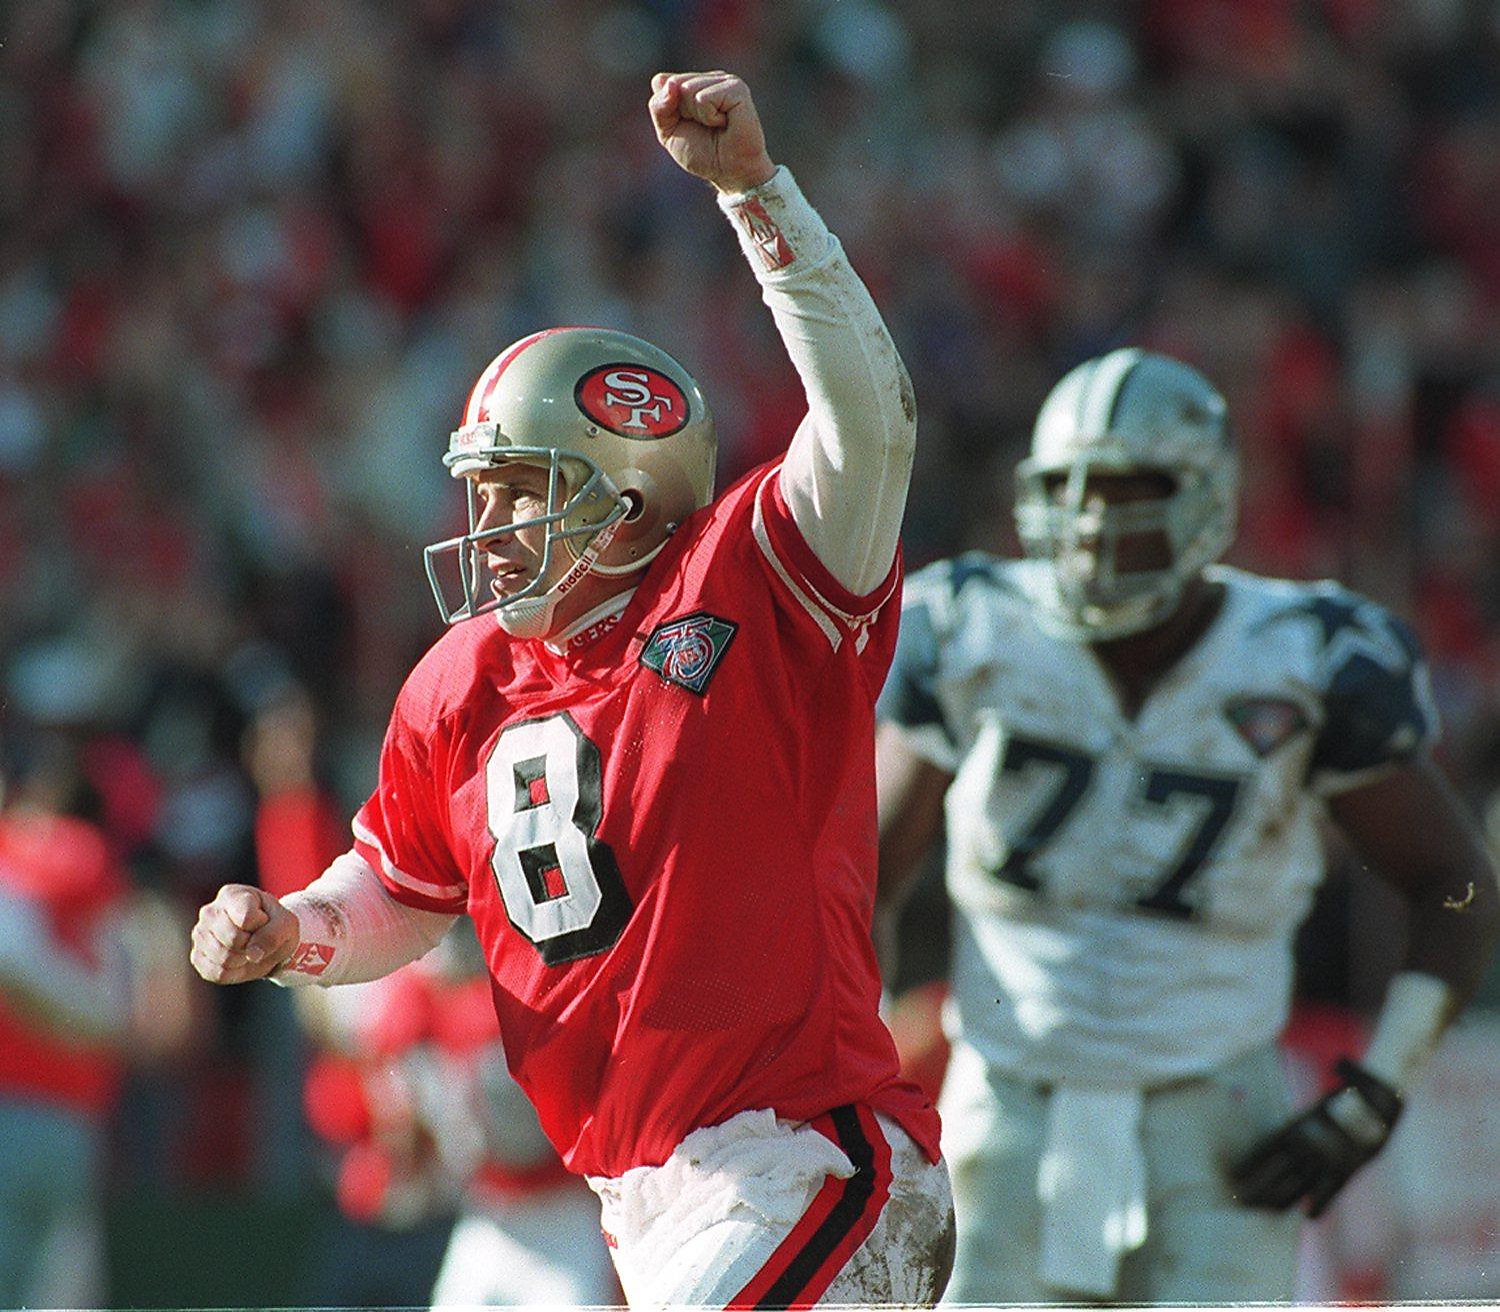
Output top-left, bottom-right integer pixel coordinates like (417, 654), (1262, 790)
(717, 166), (836, 281)
(273, 852), (458, 987)
(1360, 971), (1455, 1095)
(272, 892), (342, 984)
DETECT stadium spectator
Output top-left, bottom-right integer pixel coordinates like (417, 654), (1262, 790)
(297, 929), (619, 1310)
(0, 715), (194, 1308)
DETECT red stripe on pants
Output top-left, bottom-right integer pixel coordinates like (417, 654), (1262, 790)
(727, 1104), (893, 1310)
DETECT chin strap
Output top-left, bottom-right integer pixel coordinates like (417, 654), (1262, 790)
(496, 515), (624, 640)
(590, 533), (671, 576)
(1031, 583), (1184, 643)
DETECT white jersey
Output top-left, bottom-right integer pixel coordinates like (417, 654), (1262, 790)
(881, 556), (1437, 1087)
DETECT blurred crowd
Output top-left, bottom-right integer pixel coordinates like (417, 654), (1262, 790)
(2, 0), (1500, 1304)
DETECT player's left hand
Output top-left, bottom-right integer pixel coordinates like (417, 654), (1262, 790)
(649, 71), (776, 193)
(1229, 1058), (1403, 1217)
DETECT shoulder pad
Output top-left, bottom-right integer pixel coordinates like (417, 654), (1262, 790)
(1282, 587), (1439, 786)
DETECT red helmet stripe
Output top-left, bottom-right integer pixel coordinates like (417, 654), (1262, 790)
(463, 327), (576, 426)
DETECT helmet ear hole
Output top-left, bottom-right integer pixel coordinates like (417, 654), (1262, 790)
(622, 490), (645, 522)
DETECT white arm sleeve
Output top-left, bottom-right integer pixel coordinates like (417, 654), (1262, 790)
(1360, 970), (1455, 1095)
(0, 891), (129, 1042)
(718, 167), (917, 597)
(273, 851), (459, 988)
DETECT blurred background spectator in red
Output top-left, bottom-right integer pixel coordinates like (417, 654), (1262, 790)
(0, 660), (196, 1308)
(295, 929), (619, 1310)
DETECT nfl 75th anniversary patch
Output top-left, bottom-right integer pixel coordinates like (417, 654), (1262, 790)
(1224, 696), (1310, 757)
(640, 612), (737, 694)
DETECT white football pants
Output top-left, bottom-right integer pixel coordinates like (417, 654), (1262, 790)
(940, 1039), (1301, 1305)
(590, 1104), (954, 1308)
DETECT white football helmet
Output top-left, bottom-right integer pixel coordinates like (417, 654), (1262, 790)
(425, 327), (717, 637)
(1013, 348), (1236, 640)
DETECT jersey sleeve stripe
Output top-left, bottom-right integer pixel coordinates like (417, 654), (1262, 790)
(757, 468), (902, 620)
(751, 474), (845, 652)
(751, 470), (901, 652)
(351, 817), (467, 904)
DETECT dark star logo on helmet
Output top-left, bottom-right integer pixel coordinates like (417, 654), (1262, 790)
(575, 365), (689, 439)
(639, 612), (737, 695)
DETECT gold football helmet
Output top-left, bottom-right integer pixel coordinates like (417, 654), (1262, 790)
(425, 327), (717, 635)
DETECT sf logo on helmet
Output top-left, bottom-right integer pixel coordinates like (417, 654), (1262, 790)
(576, 365), (690, 439)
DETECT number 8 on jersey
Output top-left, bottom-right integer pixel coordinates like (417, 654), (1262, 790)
(485, 713), (632, 965)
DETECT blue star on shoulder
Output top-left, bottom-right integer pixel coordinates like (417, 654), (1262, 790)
(1267, 593), (1375, 648)
(1258, 591), (1415, 673)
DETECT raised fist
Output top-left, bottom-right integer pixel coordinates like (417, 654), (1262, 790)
(190, 884), (300, 985)
(649, 71), (776, 194)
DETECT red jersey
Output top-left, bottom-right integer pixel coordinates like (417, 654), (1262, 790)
(353, 461), (940, 1177)
(0, 812), (125, 1116)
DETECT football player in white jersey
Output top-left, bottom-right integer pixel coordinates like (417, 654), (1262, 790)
(876, 348), (1500, 1305)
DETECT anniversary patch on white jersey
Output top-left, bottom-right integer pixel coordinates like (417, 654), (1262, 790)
(881, 556), (1437, 1086)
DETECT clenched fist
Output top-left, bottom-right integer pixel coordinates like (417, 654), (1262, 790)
(649, 71), (776, 194)
(190, 884), (300, 985)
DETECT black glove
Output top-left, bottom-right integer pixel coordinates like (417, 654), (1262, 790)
(1229, 1058), (1403, 1218)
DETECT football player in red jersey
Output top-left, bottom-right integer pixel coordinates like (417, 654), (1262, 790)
(192, 71), (954, 1307)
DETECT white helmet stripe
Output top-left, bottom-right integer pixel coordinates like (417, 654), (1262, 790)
(1102, 351), (1147, 432)
(463, 349), (511, 426)
(1077, 347), (1144, 439)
